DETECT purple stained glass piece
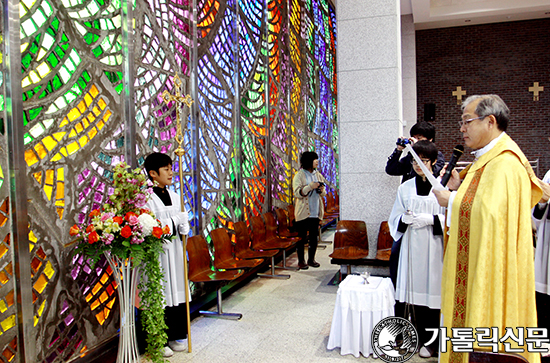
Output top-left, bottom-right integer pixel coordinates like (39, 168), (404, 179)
(65, 314), (74, 326)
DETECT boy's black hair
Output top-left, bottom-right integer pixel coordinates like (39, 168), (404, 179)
(410, 121), (436, 141)
(412, 140), (438, 163)
(300, 151), (319, 170)
(144, 152), (173, 180)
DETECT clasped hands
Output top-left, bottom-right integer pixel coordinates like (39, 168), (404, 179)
(402, 212), (433, 229)
(172, 211), (190, 236)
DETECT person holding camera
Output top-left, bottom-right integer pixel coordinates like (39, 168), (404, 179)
(385, 121), (445, 183)
(292, 151), (327, 269)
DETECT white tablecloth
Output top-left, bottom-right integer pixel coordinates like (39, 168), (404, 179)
(327, 275), (395, 358)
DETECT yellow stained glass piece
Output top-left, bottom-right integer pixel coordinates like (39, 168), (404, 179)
(33, 143), (47, 160)
(50, 153), (62, 162)
(87, 114), (95, 123)
(37, 300), (45, 317)
(25, 150), (39, 166)
(43, 185), (52, 200)
(29, 71), (40, 84)
(84, 94), (93, 106)
(78, 135), (89, 147)
(60, 147), (68, 157)
(0, 300), (6, 313)
(33, 316), (38, 327)
(22, 76), (31, 88)
(66, 141), (80, 155)
(45, 169), (54, 185)
(95, 310), (105, 325)
(56, 167), (64, 181)
(33, 274), (48, 294)
(107, 298), (115, 309)
(68, 108), (81, 122)
(85, 292), (93, 302)
(53, 132), (66, 141)
(56, 207), (63, 219)
(68, 129), (77, 138)
(99, 291), (108, 303)
(78, 101), (86, 114)
(33, 171), (42, 184)
(98, 98), (106, 109)
(5, 291), (13, 308)
(59, 117), (68, 127)
(55, 183), (64, 200)
(97, 120), (105, 129)
(90, 299), (100, 311)
(92, 107), (100, 116)
(0, 165), (3, 179)
(88, 128), (97, 139)
(92, 281), (102, 295)
(42, 136), (57, 151)
(36, 62), (50, 78)
(0, 315), (15, 332)
(100, 272), (109, 284)
(103, 109), (112, 121)
(0, 271), (8, 285)
(29, 231), (37, 243)
(90, 85), (99, 98)
(74, 122), (84, 133)
(43, 261), (54, 279)
(83, 118), (89, 128)
(103, 307), (111, 320)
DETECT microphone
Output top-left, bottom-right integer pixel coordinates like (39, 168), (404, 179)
(440, 145), (464, 187)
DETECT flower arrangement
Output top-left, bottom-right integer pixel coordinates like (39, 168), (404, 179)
(71, 162), (169, 363)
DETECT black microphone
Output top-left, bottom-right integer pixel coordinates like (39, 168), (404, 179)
(441, 145), (464, 187)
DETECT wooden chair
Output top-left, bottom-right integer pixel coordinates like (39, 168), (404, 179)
(250, 215), (293, 279)
(286, 204), (296, 232)
(375, 221), (392, 261)
(274, 208), (298, 238)
(187, 235), (244, 319)
(210, 228), (263, 270)
(329, 220), (370, 275)
(263, 212), (300, 270)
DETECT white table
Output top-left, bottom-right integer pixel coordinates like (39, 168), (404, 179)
(327, 275), (395, 358)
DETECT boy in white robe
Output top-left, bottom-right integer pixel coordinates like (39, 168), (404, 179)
(388, 141), (445, 358)
(138, 152), (190, 358)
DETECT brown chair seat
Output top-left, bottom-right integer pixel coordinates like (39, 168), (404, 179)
(263, 212), (300, 245)
(375, 221), (393, 262)
(328, 220), (369, 260)
(251, 215), (293, 251)
(210, 228), (263, 270)
(330, 246), (369, 259)
(233, 221), (277, 260)
(274, 208), (298, 238)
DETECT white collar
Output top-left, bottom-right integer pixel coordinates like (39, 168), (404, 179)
(471, 131), (505, 161)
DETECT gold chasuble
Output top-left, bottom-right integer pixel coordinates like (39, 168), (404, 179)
(440, 134), (542, 363)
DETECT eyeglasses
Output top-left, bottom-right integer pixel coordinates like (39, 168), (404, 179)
(411, 158), (431, 165)
(458, 115), (485, 128)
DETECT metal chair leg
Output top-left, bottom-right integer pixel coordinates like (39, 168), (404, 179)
(200, 288), (242, 320)
(276, 249), (299, 271)
(258, 256), (290, 279)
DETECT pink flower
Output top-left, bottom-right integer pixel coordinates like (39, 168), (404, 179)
(101, 212), (115, 222)
(102, 233), (115, 245)
(128, 214), (139, 226)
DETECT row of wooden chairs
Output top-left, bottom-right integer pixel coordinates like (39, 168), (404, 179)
(186, 209), (303, 319)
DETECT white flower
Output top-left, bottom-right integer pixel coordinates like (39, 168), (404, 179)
(138, 213), (158, 236)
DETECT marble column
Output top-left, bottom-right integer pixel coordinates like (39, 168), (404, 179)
(337, 0), (407, 257)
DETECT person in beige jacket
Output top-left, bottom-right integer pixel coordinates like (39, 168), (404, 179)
(292, 151), (327, 269)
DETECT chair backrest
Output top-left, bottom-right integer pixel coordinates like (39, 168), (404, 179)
(233, 221), (252, 253)
(263, 212), (279, 240)
(210, 228), (235, 264)
(250, 216), (266, 249)
(377, 221), (393, 250)
(286, 204), (296, 229)
(333, 220), (368, 250)
(187, 235), (214, 279)
(327, 192), (335, 210)
(274, 208), (290, 233)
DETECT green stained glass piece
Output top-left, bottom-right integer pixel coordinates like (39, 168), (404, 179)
(54, 46), (65, 59)
(52, 75), (62, 90)
(30, 38), (40, 55)
(47, 53), (59, 68)
(24, 133), (33, 145)
(29, 107), (43, 121)
(61, 34), (68, 42)
(116, 137), (124, 148)
(98, 152), (105, 162)
(115, 83), (123, 94)
(97, 0), (105, 5)
(82, 71), (91, 82)
(0, 96), (3, 111)
(21, 53), (33, 69)
(77, 78), (86, 91)
(84, 33), (95, 45)
(23, 112), (28, 126)
(51, 17), (59, 31)
(92, 47), (102, 58)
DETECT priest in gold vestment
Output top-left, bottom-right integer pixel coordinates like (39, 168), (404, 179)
(434, 95), (543, 363)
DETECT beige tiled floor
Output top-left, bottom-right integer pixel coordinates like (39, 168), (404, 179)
(145, 230), (437, 363)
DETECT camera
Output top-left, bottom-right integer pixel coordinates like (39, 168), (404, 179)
(316, 182), (325, 194)
(396, 137), (411, 147)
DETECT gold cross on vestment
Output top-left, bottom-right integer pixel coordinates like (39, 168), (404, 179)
(162, 74), (194, 155)
(529, 82), (544, 101)
(452, 86), (467, 105)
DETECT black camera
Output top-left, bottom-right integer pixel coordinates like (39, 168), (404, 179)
(396, 137), (411, 147)
(316, 182), (325, 194)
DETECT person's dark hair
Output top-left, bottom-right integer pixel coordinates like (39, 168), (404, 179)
(144, 152), (172, 180)
(412, 140), (438, 163)
(410, 121), (436, 141)
(300, 151), (319, 170)
(462, 94), (510, 131)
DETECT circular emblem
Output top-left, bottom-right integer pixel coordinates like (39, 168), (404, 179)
(371, 316), (419, 362)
